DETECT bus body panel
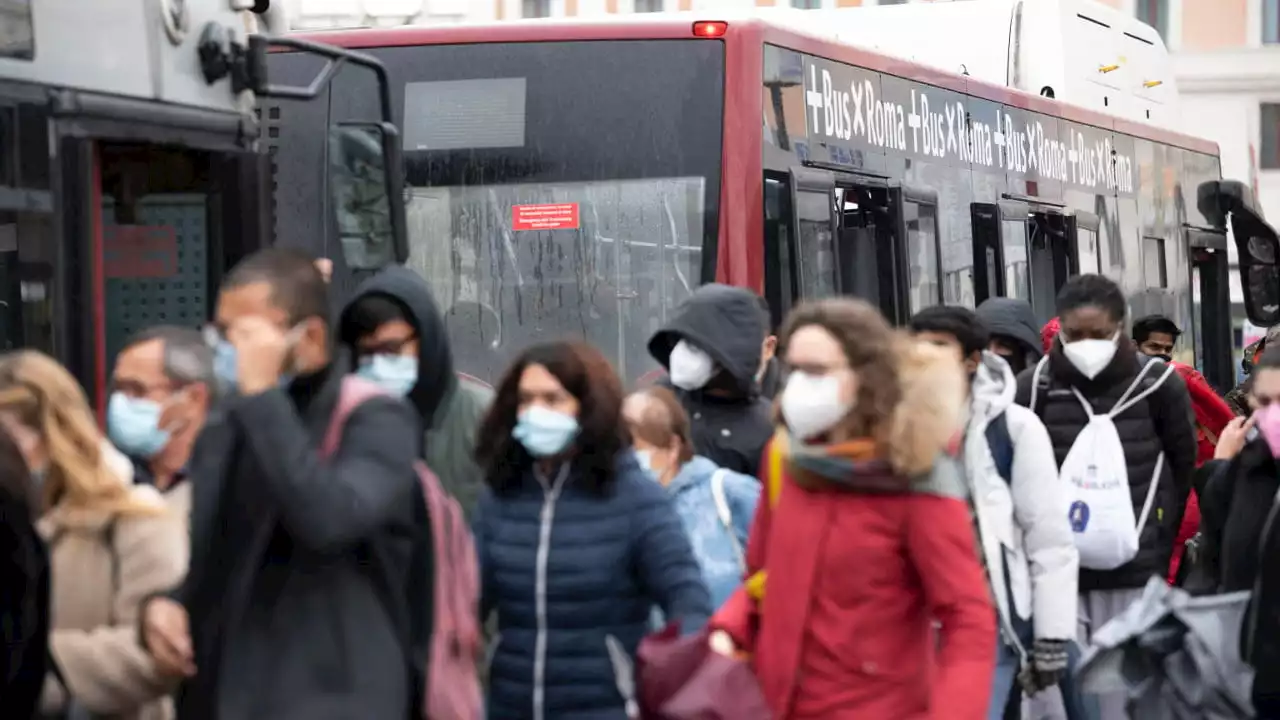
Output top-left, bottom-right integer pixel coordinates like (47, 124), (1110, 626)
(1, 0), (250, 116)
(814, 0), (1178, 131)
(281, 16), (1243, 387)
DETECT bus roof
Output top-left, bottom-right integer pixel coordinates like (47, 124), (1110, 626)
(293, 12), (1218, 157)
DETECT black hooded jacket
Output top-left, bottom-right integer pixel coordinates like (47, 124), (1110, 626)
(648, 284), (774, 477)
(339, 267), (494, 519)
(977, 298), (1044, 370)
(1015, 338), (1198, 591)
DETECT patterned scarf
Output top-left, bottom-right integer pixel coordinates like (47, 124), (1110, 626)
(785, 433), (904, 492)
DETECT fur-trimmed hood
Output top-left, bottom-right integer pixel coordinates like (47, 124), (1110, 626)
(887, 338), (967, 477)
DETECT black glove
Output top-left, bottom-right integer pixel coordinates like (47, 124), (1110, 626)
(1018, 638), (1069, 694)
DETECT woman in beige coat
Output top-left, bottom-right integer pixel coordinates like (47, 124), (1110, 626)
(0, 351), (187, 720)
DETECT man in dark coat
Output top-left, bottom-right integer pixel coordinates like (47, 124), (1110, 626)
(977, 297), (1043, 376)
(648, 284), (774, 477)
(139, 249), (427, 720)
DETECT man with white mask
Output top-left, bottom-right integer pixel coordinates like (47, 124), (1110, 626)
(648, 284), (773, 476)
(1015, 274), (1196, 720)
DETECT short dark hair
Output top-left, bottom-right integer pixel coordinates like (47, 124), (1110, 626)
(222, 248), (329, 325)
(908, 306), (990, 358)
(475, 341), (628, 495)
(120, 326), (215, 390)
(1056, 274), (1126, 324)
(342, 294), (410, 342)
(1132, 314), (1181, 343)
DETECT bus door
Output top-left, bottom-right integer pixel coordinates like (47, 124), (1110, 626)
(1186, 226), (1232, 391)
(970, 199), (1035, 309)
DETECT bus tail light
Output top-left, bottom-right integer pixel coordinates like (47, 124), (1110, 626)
(693, 21), (728, 38)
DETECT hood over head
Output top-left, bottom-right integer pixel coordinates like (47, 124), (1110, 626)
(970, 351), (1016, 421)
(338, 266), (455, 426)
(648, 284), (764, 397)
(976, 298), (1043, 360)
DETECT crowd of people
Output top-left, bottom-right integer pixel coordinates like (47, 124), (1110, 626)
(0, 248), (1278, 720)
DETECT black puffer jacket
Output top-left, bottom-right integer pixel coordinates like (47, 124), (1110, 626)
(648, 284), (773, 477)
(1015, 338), (1197, 591)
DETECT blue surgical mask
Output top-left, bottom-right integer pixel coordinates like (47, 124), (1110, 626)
(213, 339), (239, 387)
(512, 406), (579, 458)
(634, 449), (656, 477)
(212, 325), (304, 391)
(357, 354), (418, 397)
(107, 392), (172, 459)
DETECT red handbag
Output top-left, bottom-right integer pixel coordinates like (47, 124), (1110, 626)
(635, 624), (772, 720)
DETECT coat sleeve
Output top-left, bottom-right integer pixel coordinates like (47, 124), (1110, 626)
(907, 458), (996, 720)
(632, 481), (712, 634)
(232, 389), (421, 552)
(49, 501), (188, 714)
(708, 452), (775, 652)
(725, 471), (761, 553)
(473, 490), (496, 623)
(1006, 407), (1078, 641)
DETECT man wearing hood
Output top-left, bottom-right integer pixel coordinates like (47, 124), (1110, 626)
(977, 298), (1044, 376)
(911, 306), (1081, 720)
(338, 266), (494, 518)
(648, 284), (773, 477)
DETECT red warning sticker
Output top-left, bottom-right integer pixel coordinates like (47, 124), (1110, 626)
(512, 203), (580, 231)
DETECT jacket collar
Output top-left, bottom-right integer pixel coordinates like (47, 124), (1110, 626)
(667, 456), (718, 495)
(970, 351), (1016, 422)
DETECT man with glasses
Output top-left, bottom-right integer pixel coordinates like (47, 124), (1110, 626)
(108, 326), (215, 518)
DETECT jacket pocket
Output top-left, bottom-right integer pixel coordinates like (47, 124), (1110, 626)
(604, 635), (639, 720)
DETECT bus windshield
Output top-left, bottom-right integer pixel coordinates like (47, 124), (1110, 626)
(322, 39), (726, 384)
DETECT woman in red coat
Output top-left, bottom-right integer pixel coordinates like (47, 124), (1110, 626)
(708, 298), (996, 720)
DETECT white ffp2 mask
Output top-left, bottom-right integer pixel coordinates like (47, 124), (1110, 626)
(1062, 333), (1119, 380)
(781, 371), (853, 441)
(669, 340), (715, 390)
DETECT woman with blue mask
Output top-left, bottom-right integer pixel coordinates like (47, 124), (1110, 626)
(623, 386), (759, 617)
(472, 340), (712, 720)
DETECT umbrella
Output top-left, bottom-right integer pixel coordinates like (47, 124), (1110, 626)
(1076, 576), (1255, 719)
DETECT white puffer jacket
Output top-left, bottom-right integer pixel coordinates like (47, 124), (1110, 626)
(963, 351), (1079, 652)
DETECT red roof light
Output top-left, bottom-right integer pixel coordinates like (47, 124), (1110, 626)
(692, 21), (728, 38)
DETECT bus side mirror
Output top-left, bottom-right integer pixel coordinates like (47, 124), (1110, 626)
(1241, 234), (1280, 328)
(328, 121), (409, 270)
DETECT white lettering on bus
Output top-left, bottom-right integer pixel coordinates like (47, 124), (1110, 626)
(803, 59), (1135, 193)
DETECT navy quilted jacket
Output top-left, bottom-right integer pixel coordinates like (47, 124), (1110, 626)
(475, 451), (712, 720)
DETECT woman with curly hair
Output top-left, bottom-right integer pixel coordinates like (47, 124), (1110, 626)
(0, 351), (187, 720)
(708, 298), (996, 720)
(472, 341), (711, 720)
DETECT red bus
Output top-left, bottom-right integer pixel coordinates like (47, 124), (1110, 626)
(266, 16), (1279, 391)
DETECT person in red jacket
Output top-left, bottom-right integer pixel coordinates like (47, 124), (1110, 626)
(707, 298), (995, 720)
(1131, 315), (1237, 583)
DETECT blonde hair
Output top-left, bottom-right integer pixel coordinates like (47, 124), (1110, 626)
(0, 351), (159, 516)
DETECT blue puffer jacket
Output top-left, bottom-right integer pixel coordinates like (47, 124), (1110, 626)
(663, 456), (760, 615)
(475, 452), (712, 720)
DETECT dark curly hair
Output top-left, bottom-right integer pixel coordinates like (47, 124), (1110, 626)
(475, 341), (629, 495)
(777, 298), (904, 445)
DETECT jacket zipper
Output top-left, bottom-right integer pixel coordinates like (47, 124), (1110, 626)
(533, 464), (570, 720)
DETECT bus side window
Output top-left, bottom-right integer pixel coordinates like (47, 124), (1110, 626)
(903, 196), (941, 312)
(788, 168), (838, 300)
(764, 173), (797, 320)
(1142, 236), (1167, 288)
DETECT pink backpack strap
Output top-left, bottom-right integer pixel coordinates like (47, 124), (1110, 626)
(321, 376), (390, 459)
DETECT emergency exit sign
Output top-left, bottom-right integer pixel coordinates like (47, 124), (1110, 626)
(512, 203), (580, 231)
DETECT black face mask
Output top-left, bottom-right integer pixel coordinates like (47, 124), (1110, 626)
(1148, 352), (1173, 364)
(996, 351), (1027, 376)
